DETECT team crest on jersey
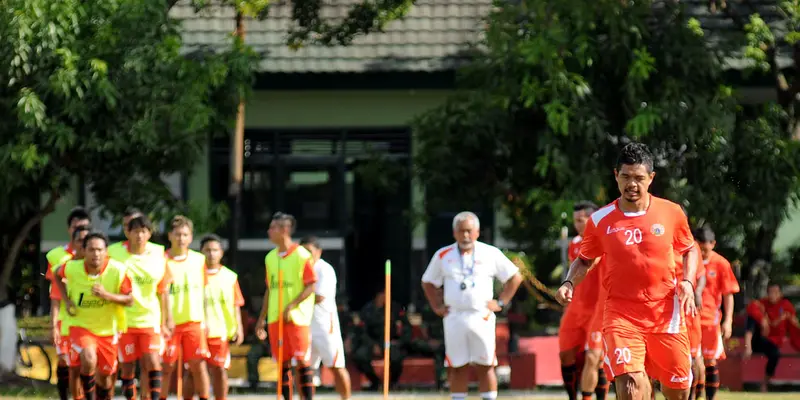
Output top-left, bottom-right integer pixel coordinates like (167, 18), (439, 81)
(651, 224), (665, 236)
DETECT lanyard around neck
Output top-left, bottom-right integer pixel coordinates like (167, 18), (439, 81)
(459, 248), (476, 277)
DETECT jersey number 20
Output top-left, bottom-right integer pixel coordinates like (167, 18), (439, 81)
(615, 347), (632, 364)
(624, 229), (643, 245)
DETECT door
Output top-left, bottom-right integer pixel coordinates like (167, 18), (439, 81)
(345, 158), (412, 310)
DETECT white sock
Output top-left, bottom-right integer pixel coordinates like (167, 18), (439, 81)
(481, 391), (498, 400)
(452, 392), (468, 400)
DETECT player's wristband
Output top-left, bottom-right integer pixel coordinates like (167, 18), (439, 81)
(681, 279), (695, 291)
(561, 280), (574, 289)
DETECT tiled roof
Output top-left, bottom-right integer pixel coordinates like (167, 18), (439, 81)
(172, 0), (492, 73)
(173, 0), (791, 74)
(681, 0), (791, 69)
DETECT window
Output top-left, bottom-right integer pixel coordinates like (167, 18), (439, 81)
(209, 128), (410, 239)
(283, 168), (337, 233)
(242, 168), (275, 237)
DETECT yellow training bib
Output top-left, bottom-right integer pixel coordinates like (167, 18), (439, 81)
(205, 266), (239, 339)
(168, 250), (207, 326)
(264, 245), (315, 326)
(63, 259), (128, 337)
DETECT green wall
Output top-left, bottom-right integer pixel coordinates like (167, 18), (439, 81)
(42, 90), (452, 245)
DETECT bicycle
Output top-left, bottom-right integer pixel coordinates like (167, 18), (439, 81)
(15, 327), (53, 383)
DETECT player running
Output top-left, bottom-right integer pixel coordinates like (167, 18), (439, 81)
(301, 236), (352, 400)
(111, 215), (173, 400)
(556, 142), (700, 400)
(256, 212), (317, 400)
(53, 231), (134, 400)
(695, 227), (739, 400)
(49, 225), (91, 400)
(558, 201), (604, 400)
(161, 216), (211, 400)
(47, 207), (91, 400)
(675, 225), (706, 400)
(184, 234), (246, 400)
(422, 211), (522, 400)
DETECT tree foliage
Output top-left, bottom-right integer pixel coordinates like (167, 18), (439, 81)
(414, 0), (800, 280)
(0, 0), (415, 304)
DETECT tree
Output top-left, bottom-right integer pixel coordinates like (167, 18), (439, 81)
(414, 0), (798, 280)
(0, 0), (414, 307)
(708, 2), (800, 269)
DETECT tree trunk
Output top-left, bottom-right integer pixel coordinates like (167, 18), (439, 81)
(0, 190), (60, 303)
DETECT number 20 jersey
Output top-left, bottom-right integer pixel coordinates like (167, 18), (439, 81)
(578, 196), (695, 333)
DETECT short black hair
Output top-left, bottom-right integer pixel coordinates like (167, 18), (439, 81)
(67, 207), (91, 227)
(71, 225), (91, 241)
(693, 227), (715, 243)
(573, 201), (599, 214)
(271, 212), (297, 234)
(83, 231), (109, 248)
(127, 215), (154, 232)
(124, 207), (143, 218)
(767, 282), (782, 290)
(617, 142), (654, 173)
(200, 234), (224, 249)
(300, 236), (320, 249)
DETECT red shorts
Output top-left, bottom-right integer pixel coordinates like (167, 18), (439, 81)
(163, 322), (209, 364)
(603, 325), (692, 390)
(54, 321), (71, 358)
(68, 327), (118, 375)
(268, 322), (311, 363)
(206, 337), (231, 369)
(687, 314), (702, 359)
(119, 328), (163, 363)
(587, 329), (604, 352)
(559, 305), (593, 352)
(701, 325), (725, 361)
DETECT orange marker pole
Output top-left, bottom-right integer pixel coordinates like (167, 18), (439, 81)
(383, 260), (392, 400)
(277, 267), (285, 400)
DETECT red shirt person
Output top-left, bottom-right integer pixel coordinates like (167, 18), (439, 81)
(558, 201), (603, 400)
(745, 283), (799, 392)
(556, 142), (700, 400)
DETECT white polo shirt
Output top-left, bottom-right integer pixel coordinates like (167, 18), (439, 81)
(312, 258), (338, 329)
(421, 241), (519, 312)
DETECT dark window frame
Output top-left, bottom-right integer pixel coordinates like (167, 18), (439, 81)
(210, 127), (411, 239)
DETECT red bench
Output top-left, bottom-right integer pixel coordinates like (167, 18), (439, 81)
(718, 337), (800, 391)
(319, 321), (511, 389)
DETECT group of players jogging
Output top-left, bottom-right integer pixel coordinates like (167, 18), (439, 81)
(46, 208), (351, 400)
(555, 142), (741, 400)
(46, 209), (246, 400)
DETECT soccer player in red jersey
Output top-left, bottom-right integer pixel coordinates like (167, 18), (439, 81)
(695, 227), (739, 400)
(556, 142), (700, 400)
(745, 283), (799, 392)
(673, 225), (706, 400)
(558, 201), (606, 400)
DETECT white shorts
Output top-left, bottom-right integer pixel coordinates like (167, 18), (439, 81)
(310, 316), (346, 369)
(444, 310), (497, 368)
